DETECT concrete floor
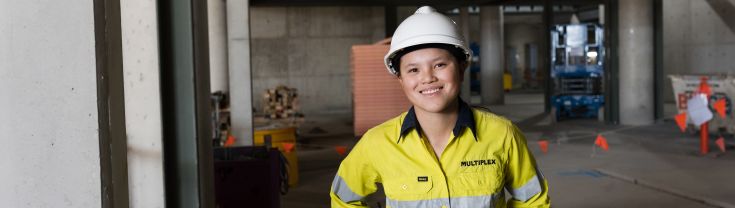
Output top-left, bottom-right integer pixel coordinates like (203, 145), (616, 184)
(281, 92), (735, 208)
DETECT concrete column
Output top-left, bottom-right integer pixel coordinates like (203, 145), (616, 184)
(459, 7), (471, 101)
(480, 6), (504, 104)
(619, 0), (654, 125)
(599, 5), (605, 25)
(208, 0), (229, 93)
(121, 0), (165, 206)
(227, 0), (254, 145)
(0, 1), (102, 206)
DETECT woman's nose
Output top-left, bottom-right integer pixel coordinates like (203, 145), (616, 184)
(419, 68), (435, 83)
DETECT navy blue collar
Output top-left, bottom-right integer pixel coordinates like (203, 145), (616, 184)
(398, 98), (477, 143)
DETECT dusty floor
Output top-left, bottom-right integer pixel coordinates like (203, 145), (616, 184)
(281, 92), (735, 208)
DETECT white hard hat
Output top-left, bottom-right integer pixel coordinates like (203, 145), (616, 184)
(384, 6), (472, 76)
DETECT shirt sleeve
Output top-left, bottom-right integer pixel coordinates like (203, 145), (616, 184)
(330, 138), (381, 208)
(504, 124), (551, 208)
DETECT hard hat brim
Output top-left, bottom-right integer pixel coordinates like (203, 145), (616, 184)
(384, 35), (472, 75)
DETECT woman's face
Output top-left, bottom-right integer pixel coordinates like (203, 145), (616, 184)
(398, 47), (464, 114)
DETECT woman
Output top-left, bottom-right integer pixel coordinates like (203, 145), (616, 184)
(330, 6), (550, 208)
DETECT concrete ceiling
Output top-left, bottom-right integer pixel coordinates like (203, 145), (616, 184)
(251, 0), (501, 6)
(250, 0), (607, 7)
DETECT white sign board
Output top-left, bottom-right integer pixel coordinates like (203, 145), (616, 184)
(670, 75), (735, 133)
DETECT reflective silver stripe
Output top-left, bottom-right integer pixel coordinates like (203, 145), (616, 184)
(386, 197), (447, 208)
(509, 174), (543, 202)
(386, 194), (499, 208)
(331, 175), (363, 202)
(450, 194), (497, 208)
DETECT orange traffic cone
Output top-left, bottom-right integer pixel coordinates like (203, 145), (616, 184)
(595, 134), (609, 151)
(282, 142), (295, 153)
(713, 99), (727, 119)
(538, 140), (549, 153)
(224, 135), (236, 147)
(335, 146), (348, 156)
(716, 137), (726, 153)
(674, 113), (687, 132)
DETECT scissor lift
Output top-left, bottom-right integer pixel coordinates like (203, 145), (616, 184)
(550, 24), (605, 122)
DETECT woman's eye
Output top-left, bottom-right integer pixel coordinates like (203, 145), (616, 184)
(435, 63), (446, 68)
(407, 68), (418, 73)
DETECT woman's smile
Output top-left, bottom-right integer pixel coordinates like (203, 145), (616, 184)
(398, 47), (463, 114)
(419, 86), (443, 96)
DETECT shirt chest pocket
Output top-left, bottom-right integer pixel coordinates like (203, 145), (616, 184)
(456, 169), (504, 194)
(383, 176), (434, 199)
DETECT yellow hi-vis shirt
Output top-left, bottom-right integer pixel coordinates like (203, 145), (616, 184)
(330, 100), (550, 208)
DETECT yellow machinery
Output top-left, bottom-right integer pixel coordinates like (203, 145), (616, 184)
(504, 73), (513, 91)
(254, 127), (299, 187)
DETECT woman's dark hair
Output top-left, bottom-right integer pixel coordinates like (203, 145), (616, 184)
(391, 43), (469, 76)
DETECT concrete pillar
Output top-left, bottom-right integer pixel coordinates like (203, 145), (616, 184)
(480, 6), (504, 105)
(459, 7), (471, 101)
(227, 0), (254, 145)
(208, 0), (229, 93)
(599, 5), (605, 25)
(0, 1), (102, 206)
(619, 0), (654, 125)
(120, 0), (165, 206)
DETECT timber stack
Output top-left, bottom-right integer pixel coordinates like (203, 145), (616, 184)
(262, 85), (300, 119)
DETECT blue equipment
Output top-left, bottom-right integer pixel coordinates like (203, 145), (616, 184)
(469, 42), (481, 94)
(550, 24), (605, 121)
